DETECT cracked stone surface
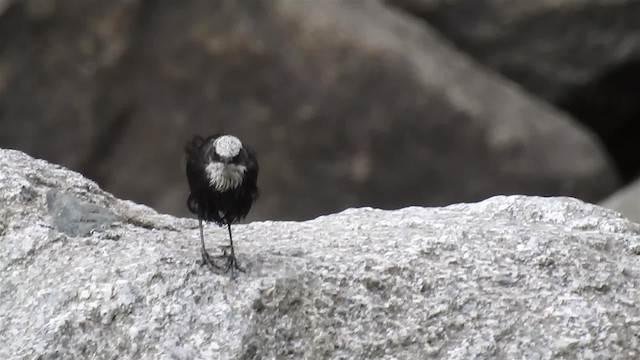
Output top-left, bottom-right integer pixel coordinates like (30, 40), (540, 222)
(1, 148), (640, 359)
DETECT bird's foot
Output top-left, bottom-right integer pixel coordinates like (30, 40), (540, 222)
(223, 254), (245, 276)
(218, 245), (231, 255)
(200, 247), (221, 271)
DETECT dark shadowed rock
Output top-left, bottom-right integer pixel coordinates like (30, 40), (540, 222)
(0, 0), (619, 222)
(2, 151), (640, 358)
(387, 0), (640, 102)
(387, 0), (640, 182)
(0, 0), (141, 168)
(558, 61), (640, 182)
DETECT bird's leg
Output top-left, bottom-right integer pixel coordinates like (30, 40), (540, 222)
(199, 219), (221, 271)
(223, 222), (245, 275)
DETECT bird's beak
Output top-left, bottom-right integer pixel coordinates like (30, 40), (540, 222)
(221, 157), (231, 165)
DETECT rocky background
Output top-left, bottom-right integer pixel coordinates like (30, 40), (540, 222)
(1, 0), (638, 222)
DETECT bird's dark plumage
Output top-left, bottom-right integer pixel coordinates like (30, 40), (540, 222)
(184, 134), (259, 274)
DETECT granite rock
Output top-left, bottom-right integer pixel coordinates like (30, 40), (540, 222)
(46, 188), (119, 237)
(2, 149), (640, 359)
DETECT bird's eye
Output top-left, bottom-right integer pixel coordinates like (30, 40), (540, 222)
(232, 154), (241, 163)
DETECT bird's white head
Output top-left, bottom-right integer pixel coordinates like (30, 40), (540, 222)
(213, 135), (243, 159)
(206, 135), (247, 191)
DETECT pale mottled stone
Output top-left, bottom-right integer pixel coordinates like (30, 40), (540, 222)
(1, 149), (639, 359)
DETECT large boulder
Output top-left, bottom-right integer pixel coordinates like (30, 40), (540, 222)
(2, 149), (640, 359)
(0, 0), (618, 221)
(387, 0), (640, 102)
(388, 0), (640, 182)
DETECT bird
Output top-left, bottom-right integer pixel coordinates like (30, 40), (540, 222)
(184, 134), (259, 275)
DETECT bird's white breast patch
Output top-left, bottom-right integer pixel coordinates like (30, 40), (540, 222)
(205, 162), (247, 191)
(213, 135), (243, 158)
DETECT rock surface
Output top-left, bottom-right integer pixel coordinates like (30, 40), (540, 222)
(0, 0), (618, 221)
(2, 149), (640, 359)
(601, 178), (640, 224)
(46, 188), (120, 237)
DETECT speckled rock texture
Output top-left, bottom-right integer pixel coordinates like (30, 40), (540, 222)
(1, 148), (640, 359)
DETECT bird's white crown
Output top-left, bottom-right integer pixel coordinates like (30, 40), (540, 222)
(213, 135), (242, 158)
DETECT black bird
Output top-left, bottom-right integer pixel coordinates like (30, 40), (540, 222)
(184, 134), (259, 274)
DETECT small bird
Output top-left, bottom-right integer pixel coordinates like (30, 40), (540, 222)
(184, 134), (259, 274)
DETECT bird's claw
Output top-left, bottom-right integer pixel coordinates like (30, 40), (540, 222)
(218, 245), (230, 257)
(200, 246), (244, 276)
(200, 247), (221, 271)
(223, 255), (245, 275)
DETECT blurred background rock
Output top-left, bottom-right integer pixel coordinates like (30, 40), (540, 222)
(0, 0), (638, 222)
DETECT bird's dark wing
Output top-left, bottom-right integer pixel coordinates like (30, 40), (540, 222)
(243, 144), (260, 202)
(184, 136), (212, 216)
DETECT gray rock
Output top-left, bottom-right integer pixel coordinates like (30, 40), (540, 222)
(600, 178), (640, 224)
(46, 188), (119, 237)
(387, 0), (640, 101)
(2, 149), (640, 359)
(0, 0), (618, 221)
(387, 0), (640, 183)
